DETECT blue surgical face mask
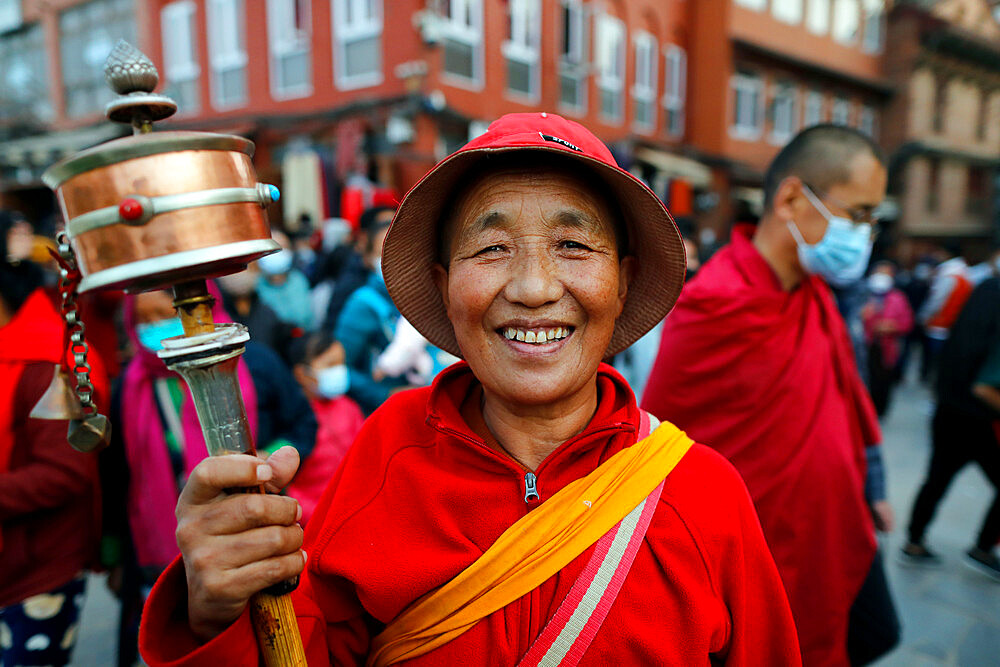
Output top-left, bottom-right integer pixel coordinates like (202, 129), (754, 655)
(259, 249), (294, 276)
(787, 186), (873, 287)
(136, 317), (186, 352)
(315, 364), (350, 399)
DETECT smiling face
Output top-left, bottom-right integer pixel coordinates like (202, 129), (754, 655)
(433, 167), (634, 408)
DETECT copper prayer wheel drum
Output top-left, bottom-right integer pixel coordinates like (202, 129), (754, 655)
(43, 131), (279, 293)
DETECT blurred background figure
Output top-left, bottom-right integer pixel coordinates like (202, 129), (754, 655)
(217, 266), (292, 358)
(288, 332), (365, 525)
(100, 288), (259, 666)
(308, 217), (353, 327)
(901, 271), (1000, 581)
(0, 211), (108, 667)
(919, 245), (972, 383)
(862, 261), (914, 417)
(256, 229), (314, 332)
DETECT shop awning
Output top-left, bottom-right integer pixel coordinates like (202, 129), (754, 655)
(633, 147), (712, 188)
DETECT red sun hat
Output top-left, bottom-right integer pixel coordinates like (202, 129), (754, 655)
(381, 112), (686, 359)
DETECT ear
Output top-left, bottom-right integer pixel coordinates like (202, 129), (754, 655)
(617, 255), (637, 313)
(431, 263), (451, 313)
(772, 176), (806, 223)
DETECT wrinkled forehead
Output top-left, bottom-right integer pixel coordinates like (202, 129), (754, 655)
(439, 163), (625, 261)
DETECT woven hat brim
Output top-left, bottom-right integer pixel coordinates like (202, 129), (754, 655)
(382, 145), (686, 360)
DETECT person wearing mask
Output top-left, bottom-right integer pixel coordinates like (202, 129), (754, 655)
(919, 245), (972, 381)
(333, 210), (410, 413)
(862, 262), (914, 417)
(288, 333), (365, 525)
(901, 274), (1000, 580)
(0, 212), (109, 667)
(321, 206), (395, 332)
(257, 230), (314, 332)
(216, 268), (292, 357)
(643, 125), (899, 666)
(100, 288), (259, 666)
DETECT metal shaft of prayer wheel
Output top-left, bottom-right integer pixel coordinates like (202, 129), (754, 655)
(40, 41), (304, 666)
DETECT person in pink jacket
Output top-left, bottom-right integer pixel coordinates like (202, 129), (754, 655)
(862, 261), (914, 416)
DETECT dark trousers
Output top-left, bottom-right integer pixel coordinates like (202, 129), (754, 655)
(847, 551), (900, 666)
(867, 343), (895, 417)
(907, 403), (1000, 551)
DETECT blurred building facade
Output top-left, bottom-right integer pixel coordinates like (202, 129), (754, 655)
(883, 0), (1000, 254)
(1, 0), (998, 248)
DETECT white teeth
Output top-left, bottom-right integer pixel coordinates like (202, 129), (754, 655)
(524, 331), (537, 343)
(505, 327), (516, 340)
(516, 329), (526, 341)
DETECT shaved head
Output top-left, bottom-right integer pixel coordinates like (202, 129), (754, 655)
(763, 124), (884, 211)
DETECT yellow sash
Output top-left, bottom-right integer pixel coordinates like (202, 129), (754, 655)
(367, 420), (694, 666)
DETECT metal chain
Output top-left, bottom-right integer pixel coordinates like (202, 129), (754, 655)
(55, 232), (96, 416)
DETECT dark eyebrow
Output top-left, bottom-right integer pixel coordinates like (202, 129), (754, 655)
(469, 210), (507, 233)
(552, 209), (603, 234)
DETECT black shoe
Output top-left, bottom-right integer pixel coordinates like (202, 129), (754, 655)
(898, 542), (942, 566)
(964, 548), (1000, 582)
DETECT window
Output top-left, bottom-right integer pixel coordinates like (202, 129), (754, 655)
(632, 32), (657, 129)
(933, 76), (948, 133)
(559, 0), (587, 112)
(858, 104), (877, 137)
(731, 70), (764, 139)
(161, 1), (199, 114)
(596, 13), (625, 122)
(806, 0), (830, 34)
(441, 0), (483, 87)
(735, 0), (767, 10)
(60, 0), (137, 118)
(804, 89), (824, 126)
(0, 23), (51, 121)
(832, 0), (859, 44)
(503, 0), (540, 99)
(267, 0), (311, 97)
(770, 82), (799, 143)
(773, 0), (803, 24)
(333, 0), (381, 89)
(0, 0), (21, 33)
(663, 45), (686, 137)
(861, 0), (883, 53)
(206, 0), (247, 109)
(832, 95), (851, 125)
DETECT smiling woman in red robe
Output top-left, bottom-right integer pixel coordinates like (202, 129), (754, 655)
(138, 113), (800, 666)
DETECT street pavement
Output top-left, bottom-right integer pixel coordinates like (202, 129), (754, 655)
(68, 376), (998, 665)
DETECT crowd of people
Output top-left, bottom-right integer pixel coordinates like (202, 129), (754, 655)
(0, 114), (998, 666)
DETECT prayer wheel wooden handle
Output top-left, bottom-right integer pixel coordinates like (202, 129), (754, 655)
(250, 590), (308, 667)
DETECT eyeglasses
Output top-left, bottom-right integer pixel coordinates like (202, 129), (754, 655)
(801, 183), (881, 241)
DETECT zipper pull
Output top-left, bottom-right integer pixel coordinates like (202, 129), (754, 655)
(524, 472), (540, 504)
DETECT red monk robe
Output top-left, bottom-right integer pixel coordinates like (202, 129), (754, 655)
(642, 229), (881, 667)
(140, 363), (800, 665)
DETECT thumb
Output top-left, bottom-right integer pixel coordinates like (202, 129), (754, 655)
(263, 445), (300, 492)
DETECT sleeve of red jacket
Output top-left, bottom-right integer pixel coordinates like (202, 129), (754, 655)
(138, 555), (371, 666)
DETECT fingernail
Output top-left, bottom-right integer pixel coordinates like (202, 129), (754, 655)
(256, 464), (273, 482)
(295, 504), (302, 521)
(302, 550), (308, 564)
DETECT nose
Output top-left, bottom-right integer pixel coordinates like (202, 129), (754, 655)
(503, 245), (564, 307)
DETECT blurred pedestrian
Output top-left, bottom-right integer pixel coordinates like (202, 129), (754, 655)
(257, 230), (314, 331)
(862, 262), (914, 416)
(643, 125), (899, 666)
(333, 209), (410, 414)
(0, 212), (109, 667)
(139, 112), (800, 665)
(100, 288), (258, 666)
(216, 268), (293, 358)
(287, 332), (365, 525)
(901, 274), (1000, 581)
(321, 206), (394, 332)
(919, 245), (972, 382)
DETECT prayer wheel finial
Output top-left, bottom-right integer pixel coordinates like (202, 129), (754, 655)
(103, 40), (177, 132)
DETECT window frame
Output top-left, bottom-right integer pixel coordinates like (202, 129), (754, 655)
(557, 0), (588, 115)
(662, 44), (686, 138)
(806, 0), (830, 34)
(631, 31), (657, 131)
(861, 0), (883, 54)
(769, 81), (800, 144)
(735, 0), (767, 10)
(266, 0), (312, 99)
(832, 0), (860, 45)
(832, 95), (852, 125)
(803, 89), (825, 127)
(595, 12), (626, 124)
(332, 0), (383, 90)
(160, 0), (200, 114)
(502, 0), (541, 101)
(206, 0), (248, 110)
(858, 104), (878, 137)
(730, 70), (766, 141)
(772, 0), (804, 25)
(440, 0), (484, 90)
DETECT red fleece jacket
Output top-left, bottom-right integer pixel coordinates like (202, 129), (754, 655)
(140, 363), (800, 666)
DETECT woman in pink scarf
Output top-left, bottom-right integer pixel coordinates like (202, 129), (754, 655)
(862, 261), (914, 416)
